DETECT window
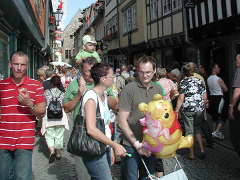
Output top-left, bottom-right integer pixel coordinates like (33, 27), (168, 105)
(65, 50), (69, 59)
(172, 0), (182, 10)
(150, 0), (158, 20)
(70, 35), (73, 39)
(123, 12), (127, 33)
(163, 0), (182, 15)
(97, 28), (103, 41)
(122, 3), (137, 34)
(118, 0), (125, 4)
(35, 0), (42, 19)
(105, 16), (118, 36)
(112, 16), (118, 32)
(106, 0), (111, 5)
(163, 0), (171, 15)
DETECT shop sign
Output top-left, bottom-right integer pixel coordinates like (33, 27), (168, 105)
(184, 0), (195, 9)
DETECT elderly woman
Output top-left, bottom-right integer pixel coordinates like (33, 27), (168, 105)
(81, 63), (126, 180)
(156, 68), (178, 103)
(175, 64), (207, 160)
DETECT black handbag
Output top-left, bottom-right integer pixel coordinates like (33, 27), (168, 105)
(67, 90), (107, 157)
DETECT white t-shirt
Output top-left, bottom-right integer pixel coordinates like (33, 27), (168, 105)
(81, 90), (112, 140)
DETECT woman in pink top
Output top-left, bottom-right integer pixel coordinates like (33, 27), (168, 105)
(156, 68), (177, 103)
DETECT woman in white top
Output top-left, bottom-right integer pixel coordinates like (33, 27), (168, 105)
(81, 63), (126, 180)
(41, 75), (69, 163)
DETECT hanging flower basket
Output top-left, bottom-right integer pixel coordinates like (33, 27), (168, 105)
(49, 15), (55, 25)
(112, 31), (118, 39)
(102, 31), (118, 42)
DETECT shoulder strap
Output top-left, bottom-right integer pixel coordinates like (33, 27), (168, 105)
(172, 74), (177, 79)
(166, 74), (171, 79)
(57, 91), (62, 100)
(92, 90), (101, 118)
(120, 75), (127, 81)
(78, 90), (101, 117)
(49, 89), (54, 100)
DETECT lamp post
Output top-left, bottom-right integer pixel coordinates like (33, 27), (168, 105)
(54, 8), (63, 26)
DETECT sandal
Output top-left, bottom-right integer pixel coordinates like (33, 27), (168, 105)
(49, 153), (56, 163)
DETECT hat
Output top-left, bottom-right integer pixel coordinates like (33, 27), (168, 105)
(83, 35), (97, 47)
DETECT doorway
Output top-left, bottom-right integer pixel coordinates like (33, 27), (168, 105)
(203, 42), (229, 106)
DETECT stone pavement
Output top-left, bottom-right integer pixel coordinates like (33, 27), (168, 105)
(32, 114), (240, 180)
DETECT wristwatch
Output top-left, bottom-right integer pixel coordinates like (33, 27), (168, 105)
(229, 104), (233, 108)
(30, 104), (35, 110)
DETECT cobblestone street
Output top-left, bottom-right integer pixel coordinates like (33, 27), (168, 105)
(32, 114), (240, 180)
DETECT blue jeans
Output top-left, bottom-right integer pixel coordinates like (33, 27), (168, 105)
(0, 149), (33, 180)
(121, 145), (155, 180)
(82, 148), (112, 180)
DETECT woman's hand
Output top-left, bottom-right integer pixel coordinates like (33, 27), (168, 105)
(113, 143), (126, 157)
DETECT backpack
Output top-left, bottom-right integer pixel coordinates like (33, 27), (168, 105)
(47, 89), (63, 119)
(166, 74), (179, 88)
(120, 75), (135, 86)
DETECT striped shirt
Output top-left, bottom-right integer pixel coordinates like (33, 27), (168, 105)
(0, 76), (45, 150)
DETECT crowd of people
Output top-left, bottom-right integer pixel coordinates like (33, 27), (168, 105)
(0, 36), (240, 180)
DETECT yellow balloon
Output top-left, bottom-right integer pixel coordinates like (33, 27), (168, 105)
(138, 94), (193, 159)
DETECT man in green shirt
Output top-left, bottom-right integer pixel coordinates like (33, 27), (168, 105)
(63, 57), (116, 180)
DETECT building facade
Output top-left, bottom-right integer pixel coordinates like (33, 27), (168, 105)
(62, 9), (82, 65)
(0, 0), (56, 78)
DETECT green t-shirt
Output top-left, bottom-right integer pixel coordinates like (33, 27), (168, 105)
(75, 50), (101, 62)
(63, 79), (115, 124)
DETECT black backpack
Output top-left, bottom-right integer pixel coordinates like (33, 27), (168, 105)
(47, 89), (63, 119)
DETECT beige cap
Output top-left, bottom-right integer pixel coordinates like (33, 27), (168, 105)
(83, 35), (97, 47)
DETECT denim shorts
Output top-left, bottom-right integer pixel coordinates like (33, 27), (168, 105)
(82, 147), (112, 180)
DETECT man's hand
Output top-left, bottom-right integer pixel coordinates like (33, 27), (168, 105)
(136, 147), (152, 157)
(77, 84), (87, 97)
(17, 88), (32, 107)
(134, 140), (151, 157)
(228, 107), (235, 119)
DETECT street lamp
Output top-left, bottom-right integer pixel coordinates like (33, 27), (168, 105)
(54, 8), (63, 26)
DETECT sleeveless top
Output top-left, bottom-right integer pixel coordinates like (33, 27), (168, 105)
(207, 75), (223, 96)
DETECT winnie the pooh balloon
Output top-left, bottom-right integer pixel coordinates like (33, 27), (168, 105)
(138, 94), (193, 159)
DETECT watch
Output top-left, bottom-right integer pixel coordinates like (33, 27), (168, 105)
(229, 104), (233, 108)
(30, 104), (35, 110)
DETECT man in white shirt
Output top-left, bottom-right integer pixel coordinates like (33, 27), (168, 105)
(207, 63), (228, 139)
